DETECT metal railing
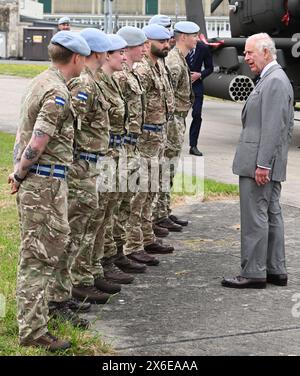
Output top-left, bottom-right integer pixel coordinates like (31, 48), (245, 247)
(43, 14), (231, 37)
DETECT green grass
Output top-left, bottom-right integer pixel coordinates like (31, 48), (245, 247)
(172, 174), (239, 200)
(204, 178), (239, 199)
(0, 132), (113, 355)
(0, 64), (48, 78)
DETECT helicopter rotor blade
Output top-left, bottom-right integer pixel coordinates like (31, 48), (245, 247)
(211, 0), (225, 14)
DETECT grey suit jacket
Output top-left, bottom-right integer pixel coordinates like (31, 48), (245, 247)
(232, 64), (294, 182)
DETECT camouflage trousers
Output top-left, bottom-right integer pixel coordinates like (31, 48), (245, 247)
(124, 129), (164, 253)
(153, 114), (186, 222)
(92, 147), (122, 268)
(111, 144), (140, 252)
(16, 175), (69, 342)
(94, 192), (119, 267)
(47, 159), (104, 299)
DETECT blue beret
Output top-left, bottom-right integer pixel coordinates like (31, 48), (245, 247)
(51, 31), (91, 56)
(58, 17), (70, 25)
(174, 21), (200, 34)
(142, 24), (170, 40)
(117, 26), (147, 47)
(107, 34), (127, 51)
(80, 28), (112, 53)
(149, 15), (172, 28)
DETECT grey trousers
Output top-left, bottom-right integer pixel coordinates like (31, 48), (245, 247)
(239, 177), (286, 278)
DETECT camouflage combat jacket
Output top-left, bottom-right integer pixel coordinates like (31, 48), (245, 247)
(113, 63), (145, 135)
(16, 66), (74, 166)
(166, 47), (193, 113)
(135, 55), (174, 125)
(68, 66), (111, 155)
(96, 68), (127, 136)
(159, 59), (176, 120)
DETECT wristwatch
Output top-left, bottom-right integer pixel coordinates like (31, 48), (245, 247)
(14, 173), (24, 183)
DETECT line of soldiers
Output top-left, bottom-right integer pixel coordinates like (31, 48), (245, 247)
(9, 15), (200, 351)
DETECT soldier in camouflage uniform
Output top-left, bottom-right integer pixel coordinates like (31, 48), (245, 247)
(91, 34), (145, 284)
(123, 24), (175, 258)
(109, 26), (159, 267)
(8, 32), (90, 351)
(147, 14), (183, 235)
(47, 29), (120, 313)
(154, 22), (199, 230)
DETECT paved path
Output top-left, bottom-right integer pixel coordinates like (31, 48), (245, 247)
(86, 201), (300, 356)
(0, 75), (30, 134)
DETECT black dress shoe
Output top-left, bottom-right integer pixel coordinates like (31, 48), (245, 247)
(189, 146), (203, 156)
(221, 276), (266, 289)
(169, 214), (188, 226)
(267, 274), (288, 286)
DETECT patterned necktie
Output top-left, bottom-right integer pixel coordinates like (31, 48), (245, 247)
(254, 75), (261, 86)
(187, 48), (195, 66)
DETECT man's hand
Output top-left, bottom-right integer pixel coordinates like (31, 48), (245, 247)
(191, 71), (201, 83)
(8, 173), (20, 194)
(255, 167), (270, 186)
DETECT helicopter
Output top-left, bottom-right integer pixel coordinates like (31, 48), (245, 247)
(185, 0), (300, 103)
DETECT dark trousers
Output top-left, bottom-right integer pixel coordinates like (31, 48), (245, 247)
(189, 94), (203, 147)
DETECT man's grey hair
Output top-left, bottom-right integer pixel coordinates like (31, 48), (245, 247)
(247, 33), (277, 60)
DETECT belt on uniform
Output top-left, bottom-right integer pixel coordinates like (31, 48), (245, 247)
(174, 110), (188, 118)
(109, 134), (124, 148)
(76, 151), (105, 163)
(29, 164), (68, 180)
(143, 124), (163, 132)
(123, 133), (139, 145)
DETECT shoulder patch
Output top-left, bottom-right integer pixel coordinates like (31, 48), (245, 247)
(77, 92), (89, 101)
(55, 96), (66, 106)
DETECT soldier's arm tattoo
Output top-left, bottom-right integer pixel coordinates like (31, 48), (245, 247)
(24, 145), (39, 161)
(15, 131), (49, 180)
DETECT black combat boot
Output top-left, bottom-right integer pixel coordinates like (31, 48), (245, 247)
(144, 241), (174, 254)
(114, 253), (147, 273)
(94, 276), (121, 294)
(21, 332), (71, 352)
(66, 297), (91, 313)
(156, 217), (182, 232)
(127, 250), (159, 266)
(49, 301), (90, 329)
(102, 257), (135, 284)
(169, 214), (188, 226)
(113, 245), (147, 273)
(153, 223), (169, 237)
(72, 285), (111, 305)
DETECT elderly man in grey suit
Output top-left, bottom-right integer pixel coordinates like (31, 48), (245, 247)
(222, 33), (294, 289)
